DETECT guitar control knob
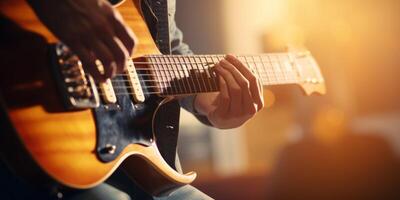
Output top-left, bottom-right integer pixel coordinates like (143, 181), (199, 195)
(101, 144), (116, 154)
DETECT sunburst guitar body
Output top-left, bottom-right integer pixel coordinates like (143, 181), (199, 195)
(0, 0), (196, 196)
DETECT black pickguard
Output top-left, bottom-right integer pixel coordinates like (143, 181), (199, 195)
(94, 72), (158, 162)
(93, 73), (180, 168)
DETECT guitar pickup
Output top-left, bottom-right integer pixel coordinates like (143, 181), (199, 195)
(126, 59), (145, 103)
(99, 79), (117, 104)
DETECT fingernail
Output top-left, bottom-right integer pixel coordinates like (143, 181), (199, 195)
(110, 61), (117, 76)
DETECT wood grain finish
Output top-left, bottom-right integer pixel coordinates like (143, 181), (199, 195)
(0, 0), (195, 196)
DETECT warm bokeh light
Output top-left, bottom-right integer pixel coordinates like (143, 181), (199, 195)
(263, 89), (276, 108)
(312, 106), (348, 144)
(176, 0), (400, 199)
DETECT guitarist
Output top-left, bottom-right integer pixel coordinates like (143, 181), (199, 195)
(0, 0), (264, 199)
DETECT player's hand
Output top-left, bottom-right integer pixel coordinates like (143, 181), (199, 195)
(194, 55), (264, 129)
(27, 0), (137, 82)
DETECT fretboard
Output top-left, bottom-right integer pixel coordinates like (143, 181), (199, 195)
(142, 54), (303, 96)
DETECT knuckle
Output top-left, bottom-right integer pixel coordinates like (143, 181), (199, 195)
(224, 62), (234, 70)
(250, 105), (257, 114)
(249, 74), (257, 83)
(68, 28), (90, 42)
(259, 103), (265, 111)
(218, 69), (229, 76)
(221, 94), (230, 102)
(219, 79), (227, 86)
(232, 86), (241, 95)
(115, 49), (127, 62)
(239, 80), (249, 88)
(92, 20), (105, 31)
(127, 35), (136, 50)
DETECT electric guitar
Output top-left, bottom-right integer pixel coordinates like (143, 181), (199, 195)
(0, 0), (326, 196)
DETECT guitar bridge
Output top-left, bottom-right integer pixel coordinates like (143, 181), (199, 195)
(51, 43), (100, 109)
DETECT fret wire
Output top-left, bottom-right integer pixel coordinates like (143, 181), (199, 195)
(118, 63), (293, 79)
(172, 55), (188, 94)
(177, 56), (188, 94)
(94, 54), (309, 97)
(101, 54), (307, 92)
(251, 55), (265, 85)
(184, 56), (202, 93)
(259, 55), (271, 85)
(277, 54), (288, 83)
(105, 78), (298, 91)
(260, 55), (272, 84)
(199, 55), (211, 92)
(113, 71), (282, 83)
(246, 56), (270, 83)
(184, 56), (202, 92)
(162, 55), (175, 95)
(271, 55), (281, 82)
(153, 56), (169, 95)
(101, 77), (299, 91)
(192, 55), (206, 93)
(205, 55), (218, 91)
(287, 54), (297, 82)
(245, 56), (259, 84)
(153, 56), (164, 93)
(111, 79), (219, 84)
(194, 56), (208, 92)
(242, 55), (254, 79)
(210, 55), (221, 85)
(169, 55), (185, 94)
(161, 56), (172, 94)
(161, 56), (177, 95)
(179, 55), (192, 94)
(179, 56), (194, 94)
(277, 55), (286, 81)
(148, 56), (162, 93)
(281, 54), (292, 82)
(190, 55), (204, 92)
(199, 55), (210, 92)
(280, 55), (289, 81)
(147, 56), (159, 93)
(203, 55), (217, 91)
(267, 54), (278, 84)
(287, 53), (300, 82)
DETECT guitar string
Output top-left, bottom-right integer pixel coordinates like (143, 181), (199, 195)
(94, 77), (299, 96)
(94, 78), (299, 96)
(92, 71), (298, 91)
(74, 58), (299, 96)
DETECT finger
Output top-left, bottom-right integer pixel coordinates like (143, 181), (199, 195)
(213, 76), (230, 116)
(101, 36), (128, 75)
(84, 39), (116, 79)
(219, 59), (256, 115)
(214, 63), (242, 115)
(225, 54), (264, 111)
(90, 13), (129, 74)
(109, 10), (137, 55)
(257, 78), (264, 106)
(73, 46), (106, 82)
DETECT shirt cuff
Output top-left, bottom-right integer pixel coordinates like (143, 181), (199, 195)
(178, 95), (213, 126)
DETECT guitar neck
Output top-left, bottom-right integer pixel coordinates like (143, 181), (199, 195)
(141, 53), (322, 96)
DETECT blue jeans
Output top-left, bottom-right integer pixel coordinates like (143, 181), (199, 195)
(0, 159), (212, 200)
(66, 184), (211, 200)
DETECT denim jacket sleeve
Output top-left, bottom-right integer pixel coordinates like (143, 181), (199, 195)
(168, 0), (212, 126)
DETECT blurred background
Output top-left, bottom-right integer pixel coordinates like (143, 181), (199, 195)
(174, 0), (400, 199)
